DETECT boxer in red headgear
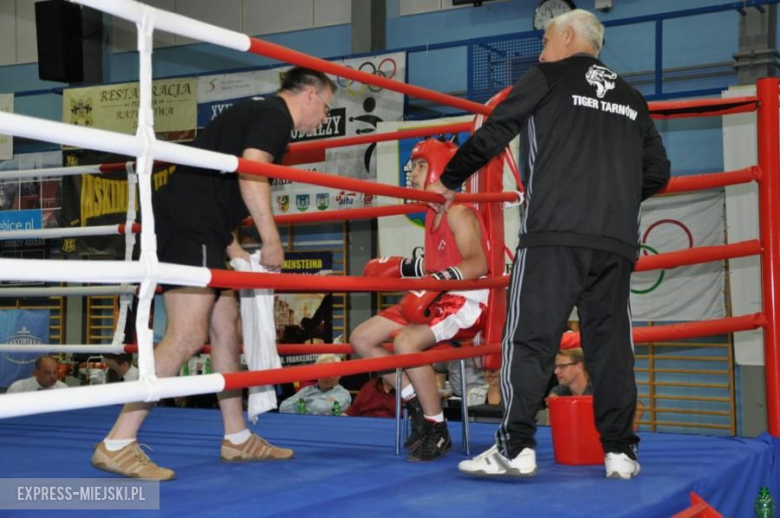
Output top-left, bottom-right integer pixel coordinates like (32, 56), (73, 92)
(351, 138), (490, 462)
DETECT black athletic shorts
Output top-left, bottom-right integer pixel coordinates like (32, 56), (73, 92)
(156, 226), (228, 293)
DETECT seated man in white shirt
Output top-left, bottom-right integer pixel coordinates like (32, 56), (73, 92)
(103, 353), (139, 382)
(7, 355), (68, 393)
(279, 354), (351, 415)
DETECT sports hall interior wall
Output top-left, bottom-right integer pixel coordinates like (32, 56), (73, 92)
(0, 0), (777, 436)
(0, 1), (771, 173)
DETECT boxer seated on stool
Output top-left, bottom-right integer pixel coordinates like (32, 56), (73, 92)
(350, 138), (490, 462)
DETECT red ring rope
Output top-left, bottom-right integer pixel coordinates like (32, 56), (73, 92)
(124, 311), (765, 358)
(247, 38), (492, 116)
(271, 204), (429, 226)
(634, 240), (761, 272)
(219, 312), (764, 391)
(208, 270), (509, 292)
(661, 166), (760, 194)
(649, 96), (758, 119)
(223, 343), (501, 391)
(287, 122), (473, 154)
(235, 157), (518, 204)
(562, 313), (766, 350)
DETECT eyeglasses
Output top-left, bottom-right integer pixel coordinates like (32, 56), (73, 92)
(554, 362), (579, 370)
(314, 89), (332, 117)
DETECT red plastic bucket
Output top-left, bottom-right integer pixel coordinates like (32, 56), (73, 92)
(546, 395), (604, 465)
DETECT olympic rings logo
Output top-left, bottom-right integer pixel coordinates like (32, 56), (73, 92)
(337, 58), (397, 97)
(631, 219), (693, 295)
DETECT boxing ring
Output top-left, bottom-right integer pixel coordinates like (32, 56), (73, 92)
(0, 0), (779, 516)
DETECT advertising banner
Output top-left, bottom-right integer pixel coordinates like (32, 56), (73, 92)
(0, 309), (50, 388)
(63, 78), (197, 141)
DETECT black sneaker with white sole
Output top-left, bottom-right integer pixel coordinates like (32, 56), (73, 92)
(403, 397), (426, 450)
(407, 421), (452, 462)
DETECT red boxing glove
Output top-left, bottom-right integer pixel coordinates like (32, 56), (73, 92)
(399, 290), (444, 325)
(363, 256), (425, 278)
(363, 257), (404, 278)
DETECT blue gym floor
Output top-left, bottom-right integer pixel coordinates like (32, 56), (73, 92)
(1, 406), (778, 517)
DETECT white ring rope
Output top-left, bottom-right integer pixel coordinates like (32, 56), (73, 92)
(0, 113), (238, 174)
(0, 375), (226, 418)
(0, 164), (103, 180)
(72, 0), (251, 52)
(0, 258), (209, 286)
(0, 285), (137, 298)
(0, 224), (136, 241)
(0, 344), (126, 354)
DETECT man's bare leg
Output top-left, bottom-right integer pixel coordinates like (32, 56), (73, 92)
(92, 288), (216, 480)
(209, 290), (245, 434)
(106, 288), (215, 440)
(212, 289), (294, 461)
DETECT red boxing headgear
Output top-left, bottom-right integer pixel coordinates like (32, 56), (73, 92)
(410, 139), (458, 188)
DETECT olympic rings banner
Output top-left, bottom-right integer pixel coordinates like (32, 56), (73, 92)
(324, 52), (405, 181)
(197, 52), (406, 214)
(630, 190), (726, 321)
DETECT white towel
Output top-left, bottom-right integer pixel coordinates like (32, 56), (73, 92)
(230, 252), (281, 424)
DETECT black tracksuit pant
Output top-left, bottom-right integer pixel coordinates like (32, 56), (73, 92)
(496, 245), (640, 459)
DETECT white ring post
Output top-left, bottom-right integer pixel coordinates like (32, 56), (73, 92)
(133, 6), (159, 383)
(110, 162), (140, 350)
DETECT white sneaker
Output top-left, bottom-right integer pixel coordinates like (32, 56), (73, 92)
(458, 445), (537, 478)
(605, 452), (640, 479)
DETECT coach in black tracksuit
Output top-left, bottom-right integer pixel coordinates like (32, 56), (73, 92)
(429, 10), (670, 478)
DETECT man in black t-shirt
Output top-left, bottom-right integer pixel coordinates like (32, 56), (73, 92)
(92, 67), (337, 481)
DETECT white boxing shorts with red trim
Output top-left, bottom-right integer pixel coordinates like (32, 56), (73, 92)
(379, 293), (486, 343)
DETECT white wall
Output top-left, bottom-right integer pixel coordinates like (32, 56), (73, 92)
(0, 0), (353, 65)
(111, 0), (351, 53)
(399, 0), (508, 16)
(0, 0), (39, 66)
(722, 85), (764, 366)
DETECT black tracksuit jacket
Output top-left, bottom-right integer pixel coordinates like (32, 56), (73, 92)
(441, 54), (671, 262)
